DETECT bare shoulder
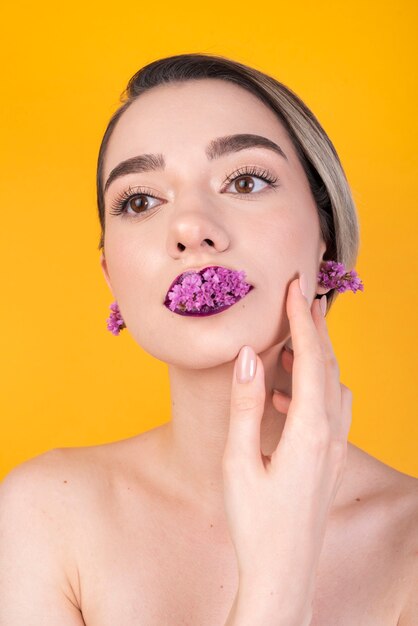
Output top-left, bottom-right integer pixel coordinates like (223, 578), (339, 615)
(0, 427), (166, 520)
(382, 459), (418, 626)
(1, 447), (84, 506)
(346, 441), (417, 496)
(348, 442), (418, 529)
(0, 437), (153, 616)
(1, 426), (163, 508)
(393, 473), (418, 626)
(1, 445), (103, 506)
(0, 447), (92, 618)
(347, 443), (418, 624)
(0, 445), (104, 557)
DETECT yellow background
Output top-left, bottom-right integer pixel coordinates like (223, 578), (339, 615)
(1, 0), (417, 479)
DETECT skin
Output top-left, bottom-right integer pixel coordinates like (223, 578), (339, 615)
(95, 79), (417, 623)
(2, 78), (416, 626)
(100, 78), (332, 514)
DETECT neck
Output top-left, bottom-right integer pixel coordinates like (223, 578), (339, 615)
(158, 341), (292, 514)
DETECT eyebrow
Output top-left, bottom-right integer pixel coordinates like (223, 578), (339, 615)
(103, 133), (288, 195)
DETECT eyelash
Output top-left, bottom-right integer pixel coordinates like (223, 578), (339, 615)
(223, 165), (279, 188)
(108, 165), (280, 218)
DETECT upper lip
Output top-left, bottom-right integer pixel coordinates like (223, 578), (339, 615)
(167, 264), (250, 292)
(166, 263), (253, 297)
(175, 265), (218, 280)
(175, 265), (214, 279)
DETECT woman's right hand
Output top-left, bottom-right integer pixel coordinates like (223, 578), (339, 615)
(222, 275), (353, 619)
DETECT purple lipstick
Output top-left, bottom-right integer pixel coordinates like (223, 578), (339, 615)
(164, 265), (254, 316)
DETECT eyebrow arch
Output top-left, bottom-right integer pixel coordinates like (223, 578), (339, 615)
(206, 133), (288, 162)
(103, 133), (288, 195)
(104, 153), (165, 195)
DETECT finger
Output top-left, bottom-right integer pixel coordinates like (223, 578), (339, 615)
(281, 345), (294, 374)
(311, 297), (344, 438)
(285, 277), (326, 421)
(272, 389), (291, 414)
(224, 347), (266, 474)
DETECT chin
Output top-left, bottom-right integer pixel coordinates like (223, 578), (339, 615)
(143, 331), (275, 371)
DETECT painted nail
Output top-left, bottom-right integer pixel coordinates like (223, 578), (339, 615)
(320, 294), (327, 316)
(299, 273), (308, 299)
(236, 345), (257, 383)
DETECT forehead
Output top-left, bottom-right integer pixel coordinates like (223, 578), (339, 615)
(103, 79), (294, 181)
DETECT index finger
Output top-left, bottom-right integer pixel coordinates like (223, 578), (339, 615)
(285, 275), (326, 416)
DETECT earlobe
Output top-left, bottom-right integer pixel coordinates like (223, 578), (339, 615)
(316, 278), (331, 296)
(317, 286), (330, 296)
(100, 253), (113, 294)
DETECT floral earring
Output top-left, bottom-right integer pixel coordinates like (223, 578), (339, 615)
(106, 260), (364, 336)
(106, 302), (126, 336)
(317, 260), (364, 293)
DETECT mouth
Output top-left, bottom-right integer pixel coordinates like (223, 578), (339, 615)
(163, 265), (255, 317)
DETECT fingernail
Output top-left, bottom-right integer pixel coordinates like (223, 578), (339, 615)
(236, 345), (257, 383)
(319, 294), (327, 316)
(284, 342), (293, 354)
(299, 273), (308, 300)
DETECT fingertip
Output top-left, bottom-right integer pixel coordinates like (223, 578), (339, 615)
(299, 273), (309, 300)
(281, 350), (293, 374)
(272, 389), (291, 413)
(235, 345), (257, 384)
(286, 277), (302, 315)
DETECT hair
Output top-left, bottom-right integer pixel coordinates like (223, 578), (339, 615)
(96, 52), (360, 309)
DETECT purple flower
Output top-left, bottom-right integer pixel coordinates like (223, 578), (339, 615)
(107, 301), (126, 335)
(318, 260), (364, 294)
(166, 266), (252, 313)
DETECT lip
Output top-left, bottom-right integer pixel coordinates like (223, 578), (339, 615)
(163, 265), (255, 316)
(170, 266), (211, 288)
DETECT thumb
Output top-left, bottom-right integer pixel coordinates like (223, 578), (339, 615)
(223, 346), (266, 474)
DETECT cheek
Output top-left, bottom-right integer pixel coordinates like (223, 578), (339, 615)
(255, 202), (322, 304)
(258, 208), (319, 262)
(103, 234), (151, 302)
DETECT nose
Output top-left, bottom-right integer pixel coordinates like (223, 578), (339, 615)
(165, 196), (230, 259)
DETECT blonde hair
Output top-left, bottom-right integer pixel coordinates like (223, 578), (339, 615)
(96, 53), (360, 309)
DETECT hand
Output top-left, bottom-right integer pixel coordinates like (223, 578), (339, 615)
(222, 276), (352, 613)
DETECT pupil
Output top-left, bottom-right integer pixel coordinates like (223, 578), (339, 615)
(236, 176), (254, 193)
(131, 196), (147, 212)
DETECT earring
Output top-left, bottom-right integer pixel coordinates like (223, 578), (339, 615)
(106, 260), (364, 335)
(317, 260), (364, 294)
(106, 301), (126, 336)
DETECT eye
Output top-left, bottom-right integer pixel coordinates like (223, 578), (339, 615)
(108, 186), (163, 218)
(222, 165), (279, 195)
(226, 175), (267, 194)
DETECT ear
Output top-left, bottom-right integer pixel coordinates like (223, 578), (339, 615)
(100, 252), (114, 296)
(316, 240), (331, 296)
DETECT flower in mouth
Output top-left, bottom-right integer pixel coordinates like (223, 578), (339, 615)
(165, 266), (252, 313)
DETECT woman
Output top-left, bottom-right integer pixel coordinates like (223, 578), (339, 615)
(0, 53), (416, 625)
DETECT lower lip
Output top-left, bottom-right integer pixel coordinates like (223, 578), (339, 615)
(165, 285), (255, 317)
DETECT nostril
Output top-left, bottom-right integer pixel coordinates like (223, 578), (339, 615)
(177, 240), (213, 250)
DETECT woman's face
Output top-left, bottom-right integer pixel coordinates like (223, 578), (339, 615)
(101, 78), (326, 367)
